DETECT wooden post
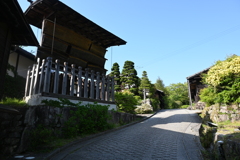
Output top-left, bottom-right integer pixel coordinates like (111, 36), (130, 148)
(53, 59), (60, 94)
(111, 76), (115, 101)
(29, 64), (36, 96)
(96, 72), (100, 100)
(77, 66), (82, 97)
(70, 64), (75, 96)
(43, 57), (52, 93)
(24, 66), (32, 97)
(106, 76), (110, 101)
(90, 70), (95, 99)
(101, 74), (105, 101)
(187, 79), (193, 106)
(33, 58), (41, 94)
(38, 59), (46, 93)
(84, 68), (89, 98)
(62, 62), (68, 95)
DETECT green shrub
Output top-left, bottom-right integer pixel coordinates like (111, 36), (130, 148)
(42, 98), (113, 138)
(150, 98), (160, 111)
(30, 124), (53, 149)
(199, 87), (217, 106)
(115, 90), (138, 114)
(3, 64), (26, 99)
(180, 105), (189, 109)
(63, 102), (112, 138)
(200, 55), (240, 104)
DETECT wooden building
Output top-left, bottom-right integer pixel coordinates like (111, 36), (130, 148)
(186, 68), (210, 105)
(155, 89), (165, 109)
(0, 0), (38, 99)
(24, 0), (126, 74)
(8, 46), (36, 78)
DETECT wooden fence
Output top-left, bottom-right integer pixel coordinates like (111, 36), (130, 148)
(25, 57), (115, 102)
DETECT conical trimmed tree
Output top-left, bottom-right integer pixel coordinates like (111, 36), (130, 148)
(120, 61), (139, 94)
(110, 62), (121, 91)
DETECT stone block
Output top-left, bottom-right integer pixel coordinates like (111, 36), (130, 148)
(0, 113), (14, 120)
(4, 138), (20, 145)
(9, 132), (21, 138)
(13, 115), (23, 121)
(218, 114), (229, 122)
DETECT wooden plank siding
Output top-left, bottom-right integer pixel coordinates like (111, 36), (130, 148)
(38, 19), (107, 74)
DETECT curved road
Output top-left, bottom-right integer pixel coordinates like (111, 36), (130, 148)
(50, 109), (203, 160)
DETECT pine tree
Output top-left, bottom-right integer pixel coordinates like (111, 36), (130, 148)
(139, 71), (152, 97)
(120, 61), (139, 94)
(110, 62), (121, 91)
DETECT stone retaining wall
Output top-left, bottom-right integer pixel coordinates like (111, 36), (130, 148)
(0, 105), (138, 158)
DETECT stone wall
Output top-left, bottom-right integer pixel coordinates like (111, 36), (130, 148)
(0, 105), (138, 158)
(198, 103), (240, 159)
(201, 104), (240, 123)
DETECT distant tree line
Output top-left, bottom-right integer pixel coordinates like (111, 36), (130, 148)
(110, 60), (190, 113)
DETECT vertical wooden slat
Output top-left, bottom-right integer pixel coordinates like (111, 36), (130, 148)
(62, 62), (68, 95)
(101, 74), (105, 101)
(111, 77), (115, 101)
(53, 59), (60, 94)
(90, 70), (95, 99)
(43, 57), (52, 93)
(70, 64), (75, 96)
(84, 68), (89, 98)
(106, 76), (110, 101)
(29, 64), (36, 96)
(77, 66), (82, 97)
(33, 58), (41, 94)
(96, 72), (100, 100)
(38, 59), (46, 93)
(24, 66), (32, 97)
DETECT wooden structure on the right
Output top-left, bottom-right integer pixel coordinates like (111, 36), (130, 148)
(186, 68), (210, 105)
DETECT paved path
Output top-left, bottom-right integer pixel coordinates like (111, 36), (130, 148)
(50, 109), (203, 160)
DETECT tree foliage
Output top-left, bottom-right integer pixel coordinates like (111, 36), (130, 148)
(200, 55), (240, 104)
(165, 82), (189, 108)
(154, 77), (168, 94)
(139, 71), (151, 95)
(110, 62), (121, 91)
(115, 90), (138, 114)
(120, 61), (139, 94)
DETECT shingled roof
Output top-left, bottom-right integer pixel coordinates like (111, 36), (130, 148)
(24, 0), (126, 48)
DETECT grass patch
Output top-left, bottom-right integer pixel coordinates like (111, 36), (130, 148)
(180, 105), (189, 109)
(217, 120), (240, 128)
(0, 97), (27, 106)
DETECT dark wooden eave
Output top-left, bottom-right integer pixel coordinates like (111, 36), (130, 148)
(186, 67), (210, 81)
(24, 0), (127, 48)
(10, 46), (35, 61)
(0, 0), (39, 46)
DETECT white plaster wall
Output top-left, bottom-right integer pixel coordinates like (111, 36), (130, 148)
(25, 94), (117, 110)
(8, 52), (35, 78)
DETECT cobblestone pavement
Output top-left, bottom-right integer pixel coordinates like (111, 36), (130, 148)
(50, 109), (203, 160)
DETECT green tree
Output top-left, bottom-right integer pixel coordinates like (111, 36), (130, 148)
(200, 55), (240, 104)
(154, 77), (168, 94)
(110, 62), (121, 91)
(139, 71), (151, 97)
(166, 82), (189, 108)
(120, 61), (139, 94)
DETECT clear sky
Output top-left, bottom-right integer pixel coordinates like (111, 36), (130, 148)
(19, 0), (240, 86)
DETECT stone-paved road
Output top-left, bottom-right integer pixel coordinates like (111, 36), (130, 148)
(50, 109), (203, 160)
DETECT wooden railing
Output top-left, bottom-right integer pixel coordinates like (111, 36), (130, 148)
(25, 57), (115, 102)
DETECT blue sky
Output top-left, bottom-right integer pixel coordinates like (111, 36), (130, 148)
(19, 0), (240, 86)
